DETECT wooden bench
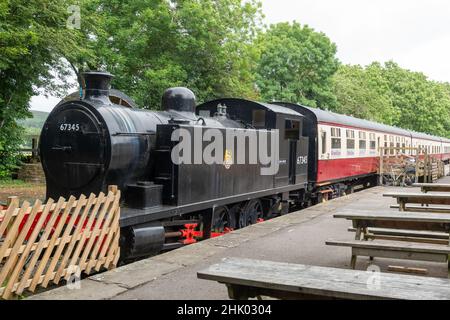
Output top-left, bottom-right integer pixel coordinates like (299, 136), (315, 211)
(390, 204), (450, 214)
(327, 240), (450, 271)
(335, 210), (450, 232)
(197, 257), (450, 300)
(383, 193), (450, 211)
(348, 227), (449, 244)
(413, 183), (450, 193)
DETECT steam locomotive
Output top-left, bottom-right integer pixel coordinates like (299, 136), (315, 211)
(39, 71), (450, 260)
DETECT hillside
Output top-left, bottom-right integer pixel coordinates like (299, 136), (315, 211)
(18, 110), (49, 136)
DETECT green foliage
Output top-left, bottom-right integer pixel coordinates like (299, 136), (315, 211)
(0, 0), (90, 178)
(381, 62), (450, 138)
(17, 111), (49, 131)
(255, 22), (339, 108)
(332, 64), (398, 125)
(333, 62), (450, 138)
(80, 0), (263, 108)
(0, 179), (29, 188)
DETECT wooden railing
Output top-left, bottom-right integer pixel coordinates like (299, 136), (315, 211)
(0, 186), (121, 299)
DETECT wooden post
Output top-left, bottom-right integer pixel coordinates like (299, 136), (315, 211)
(379, 147), (384, 186)
(31, 138), (38, 160)
(108, 185), (118, 195)
(415, 148), (420, 184)
(6, 196), (19, 208)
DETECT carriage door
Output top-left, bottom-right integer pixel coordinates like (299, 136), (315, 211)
(285, 120), (301, 185)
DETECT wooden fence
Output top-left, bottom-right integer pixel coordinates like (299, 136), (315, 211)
(0, 186), (121, 299)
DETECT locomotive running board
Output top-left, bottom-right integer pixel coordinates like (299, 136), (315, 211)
(120, 182), (308, 227)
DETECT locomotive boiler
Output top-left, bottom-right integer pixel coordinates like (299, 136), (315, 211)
(40, 71), (310, 260)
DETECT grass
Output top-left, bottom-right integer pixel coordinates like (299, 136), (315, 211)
(0, 179), (30, 188)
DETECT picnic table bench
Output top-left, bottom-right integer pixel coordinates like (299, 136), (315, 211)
(327, 211), (450, 272)
(197, 257), (450, 300)
(413, 183), (450, 193)
(390, 204), (450, 214)
(383, 193), (450, 211)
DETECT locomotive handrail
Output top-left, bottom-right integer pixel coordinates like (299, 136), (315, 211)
(112, 131), (156, 136)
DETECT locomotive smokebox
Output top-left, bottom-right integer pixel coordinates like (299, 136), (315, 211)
(83, 71), (114, 103)
(162, 87), (196, 112)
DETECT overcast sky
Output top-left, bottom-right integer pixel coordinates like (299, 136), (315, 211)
(31, 0), (450, 112)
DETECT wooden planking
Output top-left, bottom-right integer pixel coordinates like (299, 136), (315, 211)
(326, 240), (450, 254)
(383, 193), (450, 206)
(350, 247), (448, 263)
(197, 258), (450, 300)
(0, 186), (121, 299)
(388, 266), (428, 275)
(0, 195), (112, 220)
(413, 183), (450, 193)
(390, 204), (450, 214)
(348, 227), (449, 240)
(384, 193), (450, 199)
(334, 210), (450, 223)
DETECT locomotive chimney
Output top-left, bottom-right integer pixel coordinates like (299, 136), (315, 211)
(82, 71), (114, 103)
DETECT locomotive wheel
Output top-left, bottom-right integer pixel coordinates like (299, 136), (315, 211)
(212, 206), (236, 233)
(238, 200), (263, 229)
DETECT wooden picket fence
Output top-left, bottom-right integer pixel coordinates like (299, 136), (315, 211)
(0, 186), (121, 299)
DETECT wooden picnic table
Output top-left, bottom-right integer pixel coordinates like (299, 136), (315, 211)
(383, 192), (450, 211)
(197, 257), (450, 300)
(413, 183), (450, 193)
(328, 211), (450, 272)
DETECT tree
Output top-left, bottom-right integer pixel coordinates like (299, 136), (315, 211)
(0, 0), (90, 178)
(332, 63), (398, 125)
(255, 22), (339, 108)
(79, 0), (263, 108)
(332, 61), (450, 138)
(382, 61), (450, 138)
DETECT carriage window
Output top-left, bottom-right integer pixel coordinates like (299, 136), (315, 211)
(321, 132), (327, 154)
(370, 133), (376, 150)
(285, 120), (300, 140)
(346, 130), (355, 150)
(359, 131), (367, 150)
(359, 140), (366, 150)
(253, 110), (266, 128)
(331, 128), (341, 149)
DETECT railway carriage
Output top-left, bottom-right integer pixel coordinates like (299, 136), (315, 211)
(276, 103), (450, 196)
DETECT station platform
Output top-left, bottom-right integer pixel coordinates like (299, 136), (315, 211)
(30, 182), (450, 300)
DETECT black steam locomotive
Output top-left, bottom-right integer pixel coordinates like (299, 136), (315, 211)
(40, 71), (312, 260)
